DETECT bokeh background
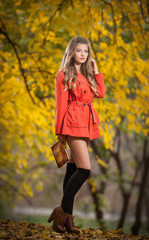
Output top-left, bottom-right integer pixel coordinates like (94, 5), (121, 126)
(0, 0), (149, 236)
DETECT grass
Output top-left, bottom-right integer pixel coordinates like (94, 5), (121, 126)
(7, 214), (149, 237)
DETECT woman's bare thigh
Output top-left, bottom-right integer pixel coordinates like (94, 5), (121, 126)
(66, 135), (90, 170)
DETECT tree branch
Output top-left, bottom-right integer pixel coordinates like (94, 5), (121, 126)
(42, 0), (66, 45)
(138, 0), (149, 23)
(0, 178), (32, 205)
(0, 19), (35, 104)
(101, 0), (117, 43)
(147, 0), (149, 16)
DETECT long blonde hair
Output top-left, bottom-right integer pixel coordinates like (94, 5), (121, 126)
(59, 36), (99, 96)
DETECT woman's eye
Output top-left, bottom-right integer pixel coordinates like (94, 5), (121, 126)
(76, 49), (88, 53)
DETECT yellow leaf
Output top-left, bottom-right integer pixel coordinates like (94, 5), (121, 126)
(97, 158), (108, 169)
(23, 183), (33, 197)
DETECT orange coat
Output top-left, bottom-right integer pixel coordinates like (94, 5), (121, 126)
(55, 70), (105, 140)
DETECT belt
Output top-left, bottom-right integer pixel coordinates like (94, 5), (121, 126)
(68, 100), (97, 124)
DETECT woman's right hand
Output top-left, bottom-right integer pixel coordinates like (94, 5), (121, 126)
(57, 134), (67, 145)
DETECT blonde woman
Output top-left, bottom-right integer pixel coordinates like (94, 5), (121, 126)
(48, 36), (105, 234)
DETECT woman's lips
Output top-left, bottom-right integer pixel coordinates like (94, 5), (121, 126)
(80, 58), (85, 60)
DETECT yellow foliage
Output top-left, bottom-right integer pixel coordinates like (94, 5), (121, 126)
(88, 177), (96, 193)
(0, 0), (148, 200)
(17, 159), (28, 169)
(89, 148), (93, 152)
(36, 181), (43, 191)
(22, 183), (33, 198)
(97, 158), (108, 169)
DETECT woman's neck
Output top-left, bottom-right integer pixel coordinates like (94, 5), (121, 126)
(74, 63), (81, 73)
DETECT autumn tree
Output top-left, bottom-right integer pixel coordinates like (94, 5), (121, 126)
(84, 0), (149, 234)
(0, 0), (149, 234)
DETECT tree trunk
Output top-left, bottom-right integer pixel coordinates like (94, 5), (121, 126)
(145, 191), (149, 233)
(87, 181), (105, 229)
(117, 161), (140, 229)
(117, 193), (130, 229)
(131, 138), (149, 235)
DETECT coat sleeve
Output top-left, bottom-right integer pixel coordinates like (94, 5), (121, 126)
(55, 71), (68, 135)
(94, 73), (106, 98)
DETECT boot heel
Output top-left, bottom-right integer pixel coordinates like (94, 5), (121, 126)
(47, 211), (54, 223)
(47, 206), (67, 233)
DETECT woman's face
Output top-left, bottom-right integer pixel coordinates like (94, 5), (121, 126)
(74, 43), (89, 64)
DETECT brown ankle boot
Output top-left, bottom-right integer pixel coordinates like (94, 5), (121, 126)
(65, 214), (80, 234)
(47, 206), (68, 233)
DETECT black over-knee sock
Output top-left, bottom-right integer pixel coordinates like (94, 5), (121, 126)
(63, 163), (77, 192)
(62, 163), (77, 215)
(61, 168), (90, 214)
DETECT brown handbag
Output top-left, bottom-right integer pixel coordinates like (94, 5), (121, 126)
(51, 140), (70, 168)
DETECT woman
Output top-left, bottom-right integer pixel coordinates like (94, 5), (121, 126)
(48, 36), (105, 234)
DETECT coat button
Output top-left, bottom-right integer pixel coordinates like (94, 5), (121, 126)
(84, 90), (86, 93)
(78, 82), (81, 85)
(83, 103), (85, 106)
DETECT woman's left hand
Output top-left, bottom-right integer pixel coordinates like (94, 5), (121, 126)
(91, 58), (99, 74)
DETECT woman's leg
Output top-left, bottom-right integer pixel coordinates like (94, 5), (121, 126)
(63, 152), (77, 192)
(61, 136), (90, 214)
(48, 136), (90, 234)
(63, 138), (90, 192)
(63, 153), (77, 215)
(66, 136), (90, 169)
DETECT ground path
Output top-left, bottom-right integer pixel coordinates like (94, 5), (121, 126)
(0, 220), (149, 240)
